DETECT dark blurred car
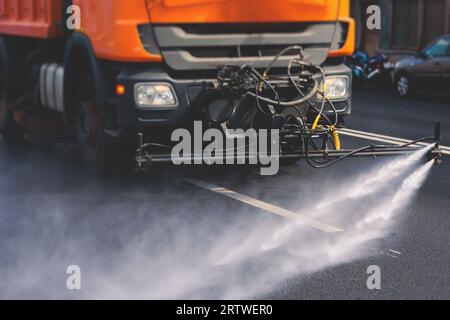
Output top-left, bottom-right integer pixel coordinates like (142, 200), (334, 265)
(393, 35), (450, 97)
(346, 50), (393, 87)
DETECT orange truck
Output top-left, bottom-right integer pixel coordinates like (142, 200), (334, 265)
(0, 0), (355, 172)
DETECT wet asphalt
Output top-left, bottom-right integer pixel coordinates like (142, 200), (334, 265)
(0, 88), (449, 299)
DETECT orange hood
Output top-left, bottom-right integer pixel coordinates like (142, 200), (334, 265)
(145, 0), (341, 24)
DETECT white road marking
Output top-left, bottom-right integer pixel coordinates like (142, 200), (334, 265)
(186, 179), (343, 233)
(340, 128), (427, 144)
(389, 249), (402, 255)
(369, 248), (401, 259)
(380, 250), (399, 259)
(339, 128), (450, 155)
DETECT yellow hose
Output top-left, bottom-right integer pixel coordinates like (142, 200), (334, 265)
(330, 126), (341, 150)
(312, 115), (321, 130)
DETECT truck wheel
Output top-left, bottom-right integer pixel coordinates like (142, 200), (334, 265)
(75, 95), (116, 175)
(0, 37), (24, 142)
(0, 87), (25, 142)
(0, 112), (25, 142)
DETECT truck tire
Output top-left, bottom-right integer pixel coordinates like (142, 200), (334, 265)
(64, 38), (126, 175)
(74, 84), (118, 176)
(0, 109), (25, 142)
(0, 42), (25, 142)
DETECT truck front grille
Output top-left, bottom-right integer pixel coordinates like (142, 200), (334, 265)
(145, 22), (346, 71)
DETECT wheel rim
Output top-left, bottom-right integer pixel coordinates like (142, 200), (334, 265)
(76, 101), (100, 151)
(397, 76), (409, 96)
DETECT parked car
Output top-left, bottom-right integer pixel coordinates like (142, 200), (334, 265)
(393, 35), (450, 97)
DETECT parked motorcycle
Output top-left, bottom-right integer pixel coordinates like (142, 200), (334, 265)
(346, 50), (394, 87)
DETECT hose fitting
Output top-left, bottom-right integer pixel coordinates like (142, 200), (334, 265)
(312, 115), (321, 130)
(330, 126), (341, 151)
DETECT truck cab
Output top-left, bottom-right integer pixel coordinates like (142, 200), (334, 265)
(0, 0), (355, 173)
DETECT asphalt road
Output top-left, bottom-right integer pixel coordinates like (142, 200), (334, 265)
(0, 89), (449, 300)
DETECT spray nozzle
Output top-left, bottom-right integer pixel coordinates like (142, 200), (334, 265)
(430, 121), (443, 165)
(429, 148), (442, 165)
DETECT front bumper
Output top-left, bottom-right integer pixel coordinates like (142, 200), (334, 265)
(116, 63), (352, 128)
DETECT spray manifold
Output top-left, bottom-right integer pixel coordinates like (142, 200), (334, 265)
(135, 46), (443, 170)
(206, 46), (442, 168)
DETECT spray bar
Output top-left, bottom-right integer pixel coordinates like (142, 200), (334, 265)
(135, 122), (442, 170)
(137, 146), (438, 165)
(133, 46), (441, 172)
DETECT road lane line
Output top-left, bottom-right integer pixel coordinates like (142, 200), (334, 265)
(380, 250), (399, 259)
(340, 128), (428, 145)
(339, 129), (450, 155)
(340, 128), (450, 152)
(339, 130), (421, 147)
(186, 179), (344, 233)
(389, 249), (402, 255)
(369, 248), (400, 259)
(341, 128), (424, 143)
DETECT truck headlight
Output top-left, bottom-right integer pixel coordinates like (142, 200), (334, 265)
(317, 76), (349, 100)
(134, 83), (177, 107)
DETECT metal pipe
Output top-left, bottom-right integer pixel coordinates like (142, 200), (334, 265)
(435, 121), (441, 148)
(138, 147), (430, 165)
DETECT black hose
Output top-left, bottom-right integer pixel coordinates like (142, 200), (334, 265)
(304, 136), (436, 169)
(247, 79), (319, 107)
(304, 138), (374, 169)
